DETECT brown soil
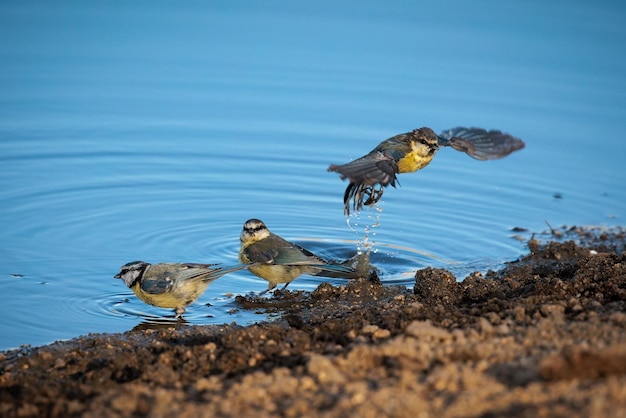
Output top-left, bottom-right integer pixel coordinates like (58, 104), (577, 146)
(1, 227), (625, 418)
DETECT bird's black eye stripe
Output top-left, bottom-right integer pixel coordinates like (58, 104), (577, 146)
(121, 266), (135, 274)
(244, 224), (266, 233)
(417, 137), (438, 150)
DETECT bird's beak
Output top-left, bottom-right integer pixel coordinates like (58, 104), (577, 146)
(114, 273), (121, 279)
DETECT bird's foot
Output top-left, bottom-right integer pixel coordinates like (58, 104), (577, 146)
(363, 185), (384, 206)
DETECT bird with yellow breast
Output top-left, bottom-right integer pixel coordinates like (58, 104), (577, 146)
(328, 126), (525, 214)
(239, 218), (357, 292)
(115, 261), (250, 317)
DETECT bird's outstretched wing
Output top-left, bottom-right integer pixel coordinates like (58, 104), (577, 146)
(328, 151), (399, 215)
(328, 151), (399, 187)
(438, 127), (525, 160)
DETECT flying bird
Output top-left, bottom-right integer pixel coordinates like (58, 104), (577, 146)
(328, 126), (525, 214)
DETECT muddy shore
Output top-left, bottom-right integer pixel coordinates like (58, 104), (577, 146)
(1, 227), (625, 417)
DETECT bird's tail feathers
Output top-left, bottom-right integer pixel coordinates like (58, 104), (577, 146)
(204, 263), (255, 281)
(308, 263), (359, 279)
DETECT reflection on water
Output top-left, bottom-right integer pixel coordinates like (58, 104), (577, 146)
(1, 2), (625, 350)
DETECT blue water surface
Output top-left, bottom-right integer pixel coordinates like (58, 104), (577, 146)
(1, 1), (625, 350)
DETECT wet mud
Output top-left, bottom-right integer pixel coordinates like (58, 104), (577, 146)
(1, 226), (625, 417)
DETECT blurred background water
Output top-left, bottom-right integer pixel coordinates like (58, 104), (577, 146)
(1, 1), (624, 351)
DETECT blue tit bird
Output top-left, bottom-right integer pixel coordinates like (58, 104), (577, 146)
(328, 126), (525, 214)
(238, 218), (358, 292)
(114, 261), (250, 317)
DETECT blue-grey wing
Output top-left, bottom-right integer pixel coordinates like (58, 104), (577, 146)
(272, 244), (325, 265)
(244, 245), (280, 264)
(140, 275), (175, 295)
(439, 127), (525, 160)
(139, 264), (215, 294)
(276, 244), (357, 276)
(328, 151), (399, 187)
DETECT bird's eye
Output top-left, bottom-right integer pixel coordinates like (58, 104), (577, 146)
(246, 225), (265, 233)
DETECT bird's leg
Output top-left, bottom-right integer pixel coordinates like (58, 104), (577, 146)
(259, 282), (277, 296)
(175, 307), (186, 318)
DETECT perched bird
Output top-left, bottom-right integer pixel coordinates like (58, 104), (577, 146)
(239, 218), (357, 292)
(114, 261), (250, 317)
(328, 126), (525, 214)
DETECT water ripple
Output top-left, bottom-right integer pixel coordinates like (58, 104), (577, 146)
(2, 1), (624, 352)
